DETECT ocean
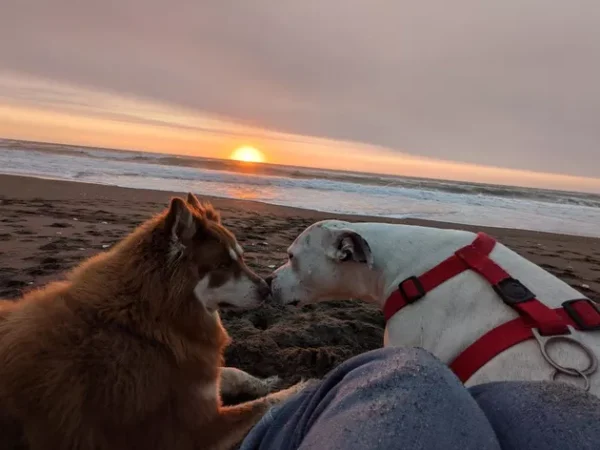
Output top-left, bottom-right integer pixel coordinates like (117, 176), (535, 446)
(1, 139), (599, 238)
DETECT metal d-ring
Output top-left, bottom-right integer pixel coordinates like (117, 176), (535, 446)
(532, 325), (598, 391)
(552, 368), (591, 392)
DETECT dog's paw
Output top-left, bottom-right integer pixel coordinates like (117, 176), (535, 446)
(266, 378), (315, 405)
(260, 375), (282, 393)
(299, 378), (320, 390)
(284, 378), (317, 395)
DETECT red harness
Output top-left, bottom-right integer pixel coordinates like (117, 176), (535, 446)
(383, 232), (600, 383)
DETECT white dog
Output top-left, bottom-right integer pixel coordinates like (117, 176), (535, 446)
(268, 220), (600, 395)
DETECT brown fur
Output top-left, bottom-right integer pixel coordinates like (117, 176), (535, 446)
(0, 194), (302, 450)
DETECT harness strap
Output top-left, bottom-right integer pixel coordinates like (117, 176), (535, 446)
(455, 234), (568, 336)
(449, 306), (600, 382)
(383, 233), (494, 321)
(383, 232), (600, 383)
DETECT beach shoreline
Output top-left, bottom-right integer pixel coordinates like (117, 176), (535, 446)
(2, 173), (599, 239)
(1, 173), (599, 384)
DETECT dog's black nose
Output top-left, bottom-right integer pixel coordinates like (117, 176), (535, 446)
(264, 275), (274, 288)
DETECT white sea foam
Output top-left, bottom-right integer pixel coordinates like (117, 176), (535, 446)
(1, 145), (599, 238)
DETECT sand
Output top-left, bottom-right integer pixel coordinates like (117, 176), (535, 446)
(1, 174), (599, 388)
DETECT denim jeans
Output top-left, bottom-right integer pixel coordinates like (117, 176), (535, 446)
(240, 347), (600, 450)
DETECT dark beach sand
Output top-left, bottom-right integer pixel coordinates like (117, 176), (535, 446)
(1, 174), (599, 388)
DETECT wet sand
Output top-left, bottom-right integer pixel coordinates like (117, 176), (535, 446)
(1, 174), (599, 386)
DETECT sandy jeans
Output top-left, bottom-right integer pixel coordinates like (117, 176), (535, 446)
(240, 347), (600, 450)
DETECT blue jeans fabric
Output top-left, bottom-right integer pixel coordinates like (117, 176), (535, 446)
(240, 347), (600, 450)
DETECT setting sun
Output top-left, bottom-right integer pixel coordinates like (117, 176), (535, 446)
(230, 146), (265, 163)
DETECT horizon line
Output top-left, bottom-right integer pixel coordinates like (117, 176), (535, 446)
(2, 135), (600, 197)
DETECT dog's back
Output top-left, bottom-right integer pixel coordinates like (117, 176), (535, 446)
(0, 264), (207, 449)
(269, 219), (600, 394)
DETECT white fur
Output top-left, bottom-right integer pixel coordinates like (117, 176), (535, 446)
(199, 380), (217, 401)
(193, 273), (263, 310)
(270, 220), (600, 395)
(219, 367), (280, 398)
(228, 243), (244, 261)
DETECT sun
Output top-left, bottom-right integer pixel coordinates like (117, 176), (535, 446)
(230, 146), (265, 163)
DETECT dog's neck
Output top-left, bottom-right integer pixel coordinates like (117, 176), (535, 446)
(352, 223), (476, 305)
(67, 244), (229, 360)
(348, 223), (582, 365)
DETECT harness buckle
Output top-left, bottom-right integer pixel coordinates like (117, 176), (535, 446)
(398, 276), (426, 304)
(493, 277), (535, 305)
(532, 326), (598, 392)
(562, 299), (600, 331)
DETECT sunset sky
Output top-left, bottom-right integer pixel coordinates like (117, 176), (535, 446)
(1, 1), (599, 193)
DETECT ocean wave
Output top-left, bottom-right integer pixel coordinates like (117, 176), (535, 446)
(4, 139), (599, 209)
(2, 145), (600, 238)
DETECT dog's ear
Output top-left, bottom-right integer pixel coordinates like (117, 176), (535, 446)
(328, 229), (373, 268)
(201, 202), (221, 223)
(186, 192), (202, 209)
(186, 192), (221, 223)
(165, 197), (197, 241)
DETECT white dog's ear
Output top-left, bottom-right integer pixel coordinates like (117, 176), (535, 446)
(327, 229), (373, 268)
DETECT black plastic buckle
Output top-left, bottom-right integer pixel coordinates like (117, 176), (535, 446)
(562, 299), (600, 331)
(493, 277), (535, 305)
(398, 276), (426, 304)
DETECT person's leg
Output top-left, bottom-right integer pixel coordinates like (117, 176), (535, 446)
(240, 347), (500, 450)
(469, 381), (600, 450)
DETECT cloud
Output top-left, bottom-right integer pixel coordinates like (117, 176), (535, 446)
(0, 1), (599, 178)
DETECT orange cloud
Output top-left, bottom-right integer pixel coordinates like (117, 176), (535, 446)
(1, 73), (599, 194)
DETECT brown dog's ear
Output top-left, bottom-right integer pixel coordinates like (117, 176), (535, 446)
(186, 192), (202, 209)
(327, 229), (373, 268)
(201, 202), (221, 223)
(165, 197), (197, 241)
(186, 192), (221, 223)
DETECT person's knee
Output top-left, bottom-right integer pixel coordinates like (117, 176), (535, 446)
(297, 347), (501, 450)
(385, 345), (444, 369)
(338, 346), (443, 374)
(330, 346), (458, 395)
(470, 380), (600, 414)
(367, 346), (451, 377)
(470, 381), (600, 450)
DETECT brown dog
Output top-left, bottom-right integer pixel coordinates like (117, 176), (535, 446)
(0, 193), (305, 450)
